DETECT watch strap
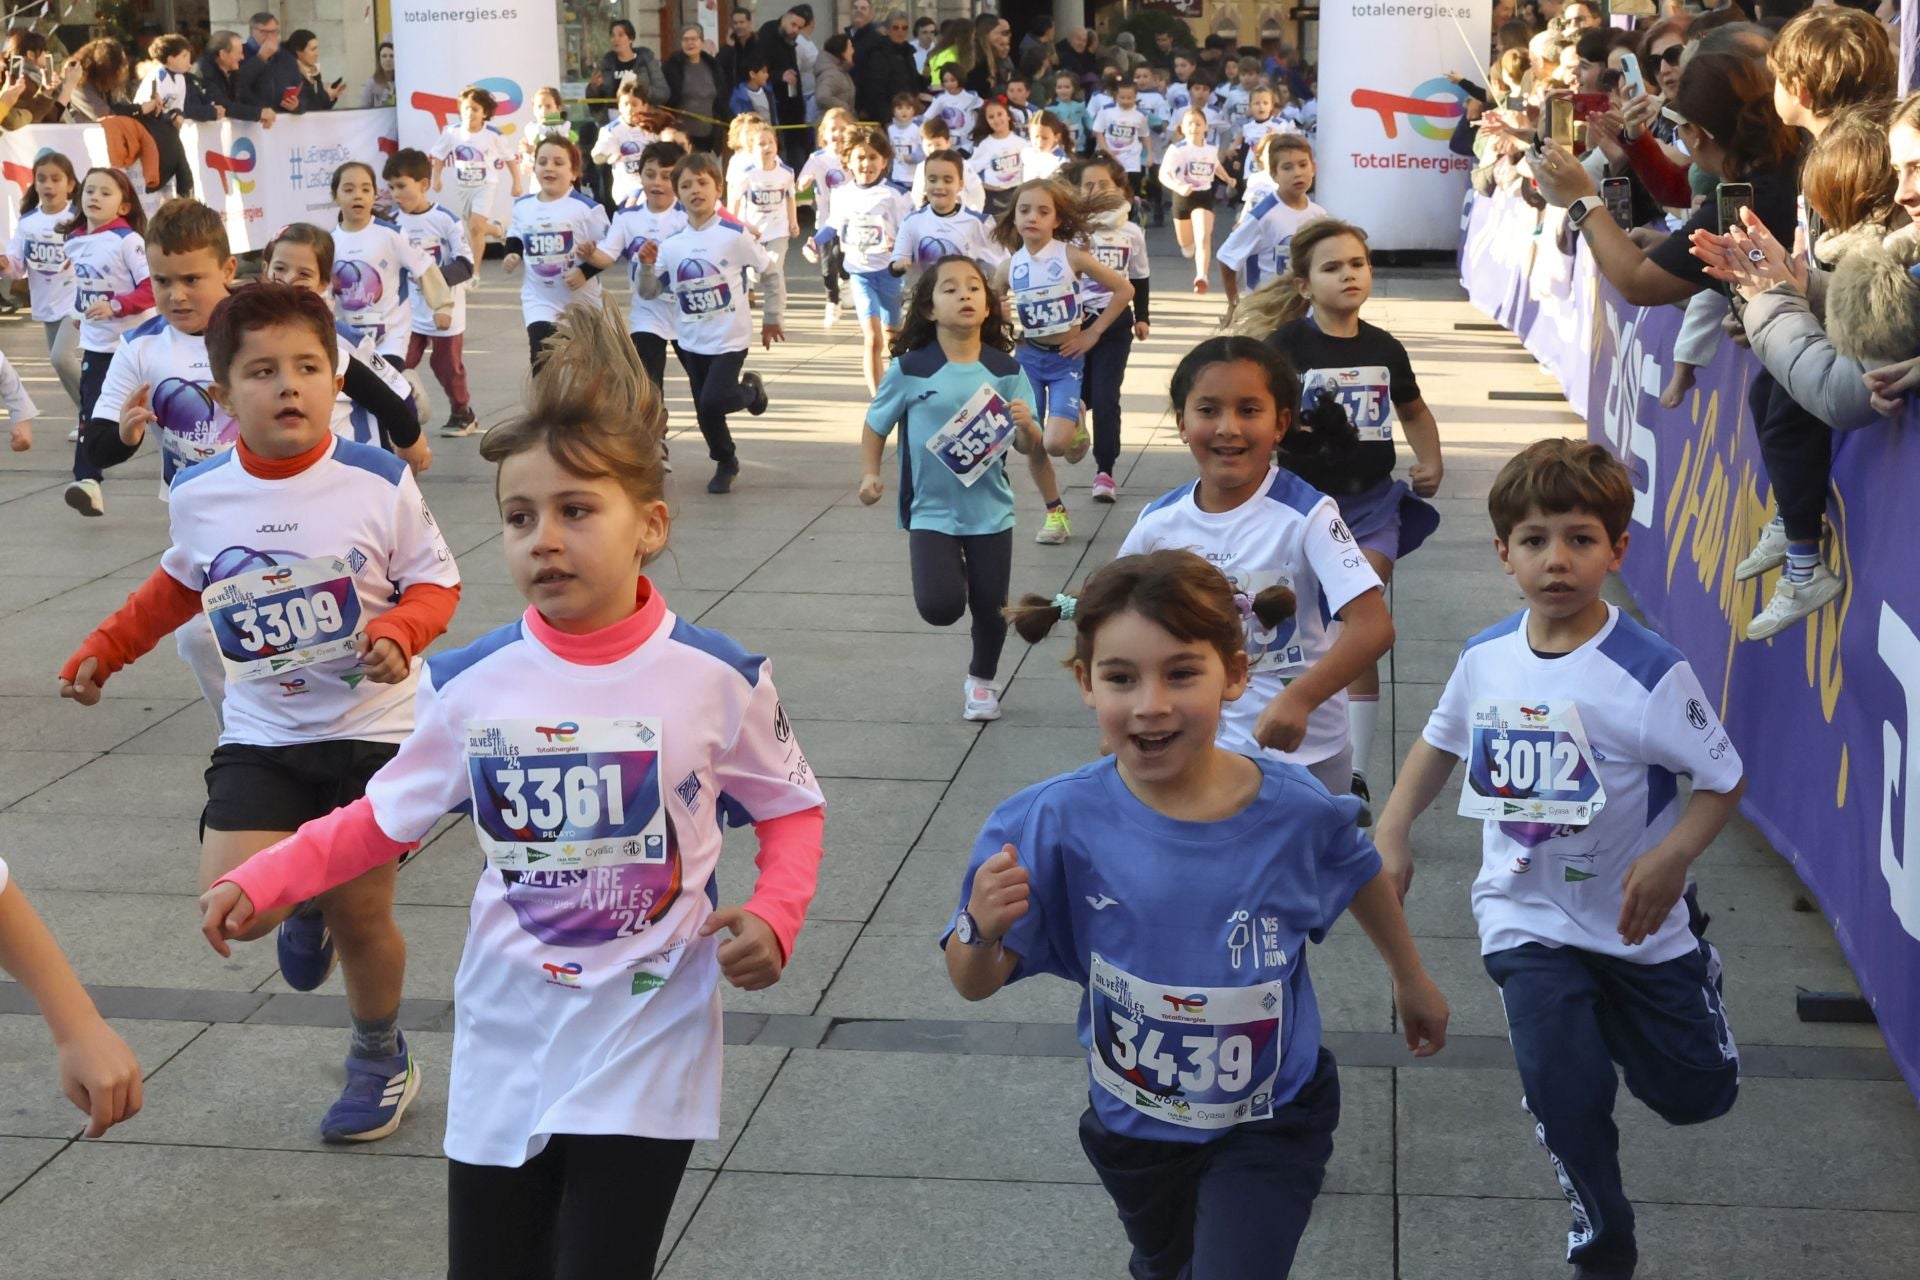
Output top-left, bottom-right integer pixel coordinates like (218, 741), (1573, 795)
(1569, 195), (1602, 228)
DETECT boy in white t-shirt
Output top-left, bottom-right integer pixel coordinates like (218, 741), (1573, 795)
(1374, 439), (1743, 1280)
(887, 94), (925, 187)
(428, 86), (524, 283)
(1092, 83), (1151, 214)
(1218, 134), (1325, 311)
(384, 149), (479, 436)
(590, 86), (661, 208)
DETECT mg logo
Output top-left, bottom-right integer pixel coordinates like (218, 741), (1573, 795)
(1876, 602), (1920, 939)
(206, 137), (257, 194)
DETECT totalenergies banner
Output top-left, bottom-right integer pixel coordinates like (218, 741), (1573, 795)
(391, 0), (561, 225)
(1317, 0), (1491, 250)
(1460, 190), (1920, 1101)
(0, 111), (398, 253)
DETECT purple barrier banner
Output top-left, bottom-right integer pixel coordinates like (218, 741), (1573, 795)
(1460, 191), (1920, 1100)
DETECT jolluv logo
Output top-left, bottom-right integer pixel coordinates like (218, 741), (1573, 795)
(206, 137), (258, 194)
(1352, 77), (1467, 140)
(412, 76), (524, 134)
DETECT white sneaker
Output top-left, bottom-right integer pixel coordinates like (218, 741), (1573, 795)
(962, 677), (1003, 721)
(1734, 518), (1788, 581)
(65, 425), (80, 442)
(823, 301), (841, 329)
(63, 478), (103, 517)
(1746, 563), (1843, 640)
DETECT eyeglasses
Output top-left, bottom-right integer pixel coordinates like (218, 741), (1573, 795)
(1656, 46), (1684, 67)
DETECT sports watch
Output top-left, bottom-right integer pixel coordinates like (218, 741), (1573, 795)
(1567, 195), (1604, 229)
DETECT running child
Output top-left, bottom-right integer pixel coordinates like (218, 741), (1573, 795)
(1004, 75), (1035, 135)
(857, 255), (1038, 721)
(796, 108), (856, 328)
(1020, 112), (1074, 183)
(948, 547), (1446, 1278)
(1092, 81), (1151, 216)
(1235, 133), (1285, 223)
(723, 111), (762, 197)
(330, 161), (456, 362)
(928, 66), (983, 148)
(912, 118), (986, 213)
(1218, 135), (1325, 315)
(63, 283), (462, 1144)
(503, 138), (612, 367)
(1372, 439), (1742, 1280)
(1236, 86), (1297, 177)
(888, 93), (924, 187)
(1116, 336), (1394, 793)
(429, 86), (522, 282)
(1238, 219), (1443, 818)
(583, 140), (690, 395)
(1132, 64), (1172, 226)
(1, 151), (83, 436)
(199, 301), (825, 1276)
(806, 127), (912, 396)
(1074, 158), (1151, 506)
(1050, 72), (1090, 153)
(590, 84), (661, 209)
(521, 85), (580, 160)
(895, 150), (1003, 277)
(1159, 108), (1236, 292)
(989, 178), (1134, 545)
(726, 120), (797, 325)
(61, 167), (153, 518)
(969, 100), (1028, 219)
(384, 148), (480, 437)
(637, 151), (782, 494)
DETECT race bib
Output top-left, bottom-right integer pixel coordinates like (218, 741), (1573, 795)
(750, 183), (785, 209)
(1461, 700), (1608, 825)
(1303, 366), (1395, 441)
(465, 718), (669, 873)
(25, 239), (66, 272)
(622, 155), (645, 175)
(77, 284), (113, 313)
(454, 161), (487, 186)
(1184, 159), (1215, 189)
(1088, 954), (1284, 1131)
(526, 228), (573, 265)
(990, 151), (1022, 181)
(201, 555), (363, 682)
(676, 272), (731, 319)
(1014, 278), (1079, 338)
(844, 215), (888, 255)
(1107, 122), (1137, 146)
(1092, 244), (1129, 273)
(925, 384), (1017, 487)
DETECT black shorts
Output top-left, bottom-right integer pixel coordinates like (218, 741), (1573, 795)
(1171, 189), (1216, 219)
(203, 740), (400, 834)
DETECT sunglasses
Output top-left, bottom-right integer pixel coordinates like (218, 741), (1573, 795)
(1656, 46), (1684, 67)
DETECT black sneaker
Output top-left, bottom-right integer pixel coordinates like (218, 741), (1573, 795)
(741, 372), (768, 416)
(1350, 772), (1373, 828)
(439, 407), (479, 438)
(707, 458), (740, 494)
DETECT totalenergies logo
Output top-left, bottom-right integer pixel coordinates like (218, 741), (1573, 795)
(206, 137), (258, 194)
(542, 961), (583, 985)
(260, 567), (294, 584)
(535, 722), (579, 743)
(412, 77), (524, 134)
(1352, 77), (1466, 141)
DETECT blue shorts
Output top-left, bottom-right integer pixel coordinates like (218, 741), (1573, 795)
(849, 268), (904, 326)
(1016, 340), (1084, 424)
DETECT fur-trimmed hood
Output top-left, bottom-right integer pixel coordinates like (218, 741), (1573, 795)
(1828, 223), (1920, 366)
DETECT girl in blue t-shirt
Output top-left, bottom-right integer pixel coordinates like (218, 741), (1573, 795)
(859, 256), (1037, 724)
(945, 548), (1448, 1279)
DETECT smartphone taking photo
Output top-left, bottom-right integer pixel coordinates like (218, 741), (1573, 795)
(1716, 182), (1755, 236)
(1602, 176), (1632, 227)
(1548, 96), (1575, 148)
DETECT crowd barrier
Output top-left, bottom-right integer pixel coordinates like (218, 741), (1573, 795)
(0, 109), (399, 253)
(1460, 189), (1920, 1099)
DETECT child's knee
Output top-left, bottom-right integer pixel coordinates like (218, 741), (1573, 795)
(1638, 1064), (1738, 1127)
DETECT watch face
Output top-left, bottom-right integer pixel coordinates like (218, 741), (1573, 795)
(955, 911), (975, 944)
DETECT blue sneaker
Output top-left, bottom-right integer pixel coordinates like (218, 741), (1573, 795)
(276, 903), (335, 992)
(320, 1035), (421, 1144)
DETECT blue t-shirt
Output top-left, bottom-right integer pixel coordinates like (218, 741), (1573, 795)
(946, 756), (1381, 1142)
(865, 344), (1034, 537)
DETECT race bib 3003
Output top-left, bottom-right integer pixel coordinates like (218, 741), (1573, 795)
(1461, 700), (1607, 825)
(465, 718), (669, 873)
(1088, 954), (1284, 1131)
(201, 555), (363, 682)
(926, 385), (1017, 487)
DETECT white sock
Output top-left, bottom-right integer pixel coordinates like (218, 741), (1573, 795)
(1349, 694), (1380, 781)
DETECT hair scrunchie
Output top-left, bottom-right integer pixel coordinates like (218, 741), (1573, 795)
(1052, 592), (1077, 620)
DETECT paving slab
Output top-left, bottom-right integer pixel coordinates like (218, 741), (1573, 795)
(0, 1015), (207, 1139)
(0, 1135), (63, 1198)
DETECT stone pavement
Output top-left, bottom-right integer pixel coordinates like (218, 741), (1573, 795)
(0, 230), (1915, 1280)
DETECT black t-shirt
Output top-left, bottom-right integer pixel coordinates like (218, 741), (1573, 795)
(1268, 317), (1421, 495)
(1647, 160), (1800, 292)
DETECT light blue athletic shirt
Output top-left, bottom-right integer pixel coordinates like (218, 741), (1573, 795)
(864, 343), (1034, 537)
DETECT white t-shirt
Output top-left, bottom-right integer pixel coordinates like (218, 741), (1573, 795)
(1216, 85), (1252, 133)
(968, 133), (1028, 191)
(796, 147), (850, 224)
(590, 122), (660, 207)
(395, 204), (472, 336)
(1136, 90), (1172, 153)
(597, 201), (689, 339)
(66, 222), (151, 351)
(823, 181), (913, 275)
(334, 322), (417, 447)
(1238, 171), (1279, 221)
(1217, 196), (1328, 288)
(1093, 106), (1150, 172)
(1423, 606), (1745, 963)
(1080, 217), (1149, 315)
(1118, 466), (1383, 765)
(1159, 142), (1223, 197)
(430, 123), (516, 191)
(9, 207), (77, 321)
(331, 219), (437, 357)
(160, 436), (459, 748)
(1020, 147), (1069, 183)
(362, 606), (824, 1166)
(733, 161), (797, 243)
(93, 317), (229, 489)
(1240, 117), (1301, 174)
(911, 159), (985, 213)
(895, 204), (1004, 274)
(507, 191), (612, 325)
(927, 91), (982, 145)
(134, 65), (188, 115)
(650, 214), (772, 355)
(888, 121), (925, 185)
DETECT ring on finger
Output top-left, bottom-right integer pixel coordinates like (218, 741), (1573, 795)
(1747, 248), (1766, 263)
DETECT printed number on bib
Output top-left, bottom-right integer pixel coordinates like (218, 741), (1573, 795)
(26, 240), (65, 271)
(465, 718), (669, 872)
(677, 273), (731, 319)
(455, 161), (488, 185)
(1088, 954), (1283, 1130)
(1015, 279), (1079, 337)
(1461, 700), (1607, 825)
(77, 285), (113, 313)
(201, 555), (363, 682)
(526, 229), (573, 264)
(1303, 366), (1395, 441)
(926, 384), (1017, 487)
(844, 215), (888, 254)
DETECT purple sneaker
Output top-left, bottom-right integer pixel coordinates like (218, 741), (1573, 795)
(320, 1034), (421, 1144)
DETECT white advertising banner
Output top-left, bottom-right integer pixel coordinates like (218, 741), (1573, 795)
(390, 0), (562, 224)
(1315, 0), (1492, 251)
(0, 111), (399, 253)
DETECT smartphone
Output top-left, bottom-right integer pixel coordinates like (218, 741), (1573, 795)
(1619, 56), (1646, 99)
(331, 77), (346, 90)
(1602, 176), (1633, 227)
(1504, 94), (1523, 112)
(1547, 96), (1575, 148)
(6, 56), (22, 79)
(1571, 93), (1611, 121)
(1716, 181), (1755, 235)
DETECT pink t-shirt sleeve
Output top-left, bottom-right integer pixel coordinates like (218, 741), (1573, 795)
(218, 796), (417, 914)
(741, 805), (827, 961)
